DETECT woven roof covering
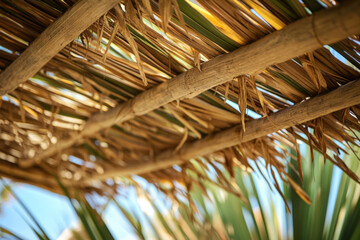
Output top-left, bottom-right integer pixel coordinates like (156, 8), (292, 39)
(0, 0), (359, 201)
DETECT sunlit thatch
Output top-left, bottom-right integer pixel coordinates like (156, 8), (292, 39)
(0, 0), (359, 202)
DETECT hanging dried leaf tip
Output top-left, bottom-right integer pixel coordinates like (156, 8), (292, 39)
(114, 4), (148, 86)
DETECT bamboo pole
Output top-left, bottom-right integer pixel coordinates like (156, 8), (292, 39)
(0, 0), (121, 95)
(87, 79), (360, 181)
(21, 0), (360, 167)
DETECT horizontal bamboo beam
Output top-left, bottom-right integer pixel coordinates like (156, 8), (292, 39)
(87, 79), (360, 181)
(22, 0), (360, 167)
(0, 0), (121, 95)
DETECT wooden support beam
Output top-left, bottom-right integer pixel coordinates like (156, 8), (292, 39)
(87, 79), (360, 181)
(0, 0), (121, 95)
(22, 0), (360, 167)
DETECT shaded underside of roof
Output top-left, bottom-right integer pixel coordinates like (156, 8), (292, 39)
(0, 0), (359, 200)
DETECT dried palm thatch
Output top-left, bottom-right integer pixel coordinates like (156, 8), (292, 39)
(0, 0), (360, 202)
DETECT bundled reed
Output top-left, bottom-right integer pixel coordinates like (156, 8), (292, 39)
(0, 0), (359, 200)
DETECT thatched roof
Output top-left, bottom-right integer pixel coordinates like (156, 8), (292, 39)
(0, 0), (359, 201)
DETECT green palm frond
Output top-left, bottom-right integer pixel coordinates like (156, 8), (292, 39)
(2, 144), (359, 239)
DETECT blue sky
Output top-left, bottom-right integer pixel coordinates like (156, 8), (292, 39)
(0, 184), (139, 239)
(0, 185), (77, 239)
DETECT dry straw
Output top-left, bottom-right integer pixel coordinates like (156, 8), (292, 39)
(0, 0), (359, 199)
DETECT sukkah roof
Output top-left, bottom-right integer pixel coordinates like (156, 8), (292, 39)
(0, 0), (359, 202)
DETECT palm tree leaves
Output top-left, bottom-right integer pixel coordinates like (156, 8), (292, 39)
(288, 145), (360, 240)
(1, 145), (360, 239)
